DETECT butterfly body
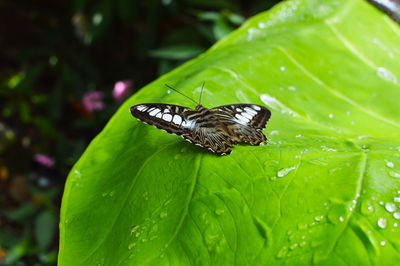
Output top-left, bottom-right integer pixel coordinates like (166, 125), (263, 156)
(130, 102), (271, 155)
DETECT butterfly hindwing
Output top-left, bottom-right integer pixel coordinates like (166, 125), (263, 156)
(183, 127), (233, 155)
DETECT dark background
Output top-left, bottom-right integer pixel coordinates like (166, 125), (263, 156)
(0, 0), (396, 264)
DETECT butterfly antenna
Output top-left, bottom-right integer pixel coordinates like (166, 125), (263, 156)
(165, 84), (198, 105)
(199, 82), (205, 105)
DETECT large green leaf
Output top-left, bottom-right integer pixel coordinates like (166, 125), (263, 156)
(59, 0), (400, 264)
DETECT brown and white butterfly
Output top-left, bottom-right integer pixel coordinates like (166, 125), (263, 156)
(130, 84), (271, 155)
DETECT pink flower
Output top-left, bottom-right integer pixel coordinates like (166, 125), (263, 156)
(83, 91), (104, 113)
(113, 80), (132, 102)
(34, 154), (55, 168)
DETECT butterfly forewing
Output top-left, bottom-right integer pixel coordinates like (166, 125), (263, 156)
(130, 104), (196, 135)
(211, 104), (271, 130)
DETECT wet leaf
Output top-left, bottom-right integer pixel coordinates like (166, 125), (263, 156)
(59, 0), (400, 264)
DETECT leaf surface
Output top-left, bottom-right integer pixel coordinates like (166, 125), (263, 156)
(59, 0), (400, 264)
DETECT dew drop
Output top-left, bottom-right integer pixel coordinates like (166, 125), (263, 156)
(328, 114), (333, 118)
(131, 225), (139, 235)
(380, 241), (386, 246)
(277, 166), (296, 178)
(300, 241), (307, 247)
(280, 66), (285, 71)
(377, 218), (387, 229)
(385, 202), (396, 213)
(314, 215), (324, 222)
(327, 203), (347, 224)
(394, 197), (400, 203)
(276, 246), (288, 258)
(361, 200), (374, 215)
(270, 130), (279, 135)
(386, 161), (394, 168)
(389, 171), (400, 178)
(289, 243), (298, 250)
(393, 212), (400, 220)
(376, 67), (398, 84)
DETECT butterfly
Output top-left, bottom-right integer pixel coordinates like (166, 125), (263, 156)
(130, 83), (271, 155)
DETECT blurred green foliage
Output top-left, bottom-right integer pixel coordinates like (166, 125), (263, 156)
(0, 0), (282, 264)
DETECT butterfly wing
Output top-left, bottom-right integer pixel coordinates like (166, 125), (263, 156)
(130, 103), (196, 135)
(183, 127), (233, 155)
(131, 103), (232, 155)
(210, 104), (271, 145)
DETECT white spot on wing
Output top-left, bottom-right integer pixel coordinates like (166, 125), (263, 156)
(164, 108), (170, 113)
(182, 120), (194, 129)
(149, 108), (160, 116)
(155, 112), (162, 118)
(241, 111), (254, 119)
(236, 108), (243, 112)
(163, 113), (172, 122)
(172, 115), (182, 125)
(235, 113), (250, 123)
(244, 107), (257, 115)
(252, 105), (261, 111)
(136, 105), (147, 112)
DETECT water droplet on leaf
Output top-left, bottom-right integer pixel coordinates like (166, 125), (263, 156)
(276, 246), (288, 258)
(386, 161), (394, 168)
(377, 218), (387, 229)
(389, 171), (400, 178)
(385, 202), (396, 213)
(277, 166), (296, 178)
